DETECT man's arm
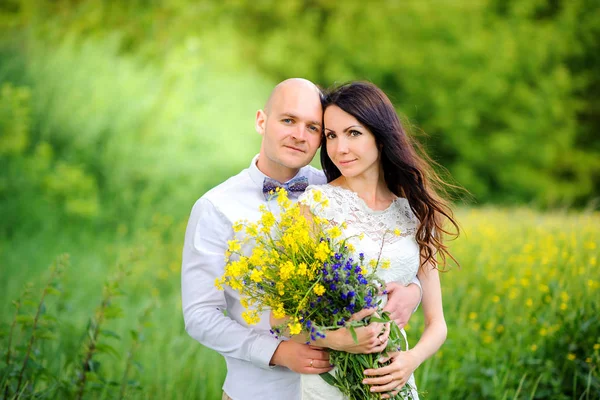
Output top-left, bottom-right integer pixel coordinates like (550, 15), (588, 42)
(382, 276), (422, 328)
(181, 197), (331, 373)
(181, 198), (279, 369)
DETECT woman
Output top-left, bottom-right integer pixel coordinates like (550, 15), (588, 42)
(297, 81), (459, 399)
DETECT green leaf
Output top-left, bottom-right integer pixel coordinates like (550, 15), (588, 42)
(100, 329), (121, 340)
(319, 372), (337, 386)
(348, 325), (358, 344)
(95, 343), (121, 359)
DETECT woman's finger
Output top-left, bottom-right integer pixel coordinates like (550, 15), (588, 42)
(350, 307), (376, 321)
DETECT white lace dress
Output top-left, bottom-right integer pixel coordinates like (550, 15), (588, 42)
(298, 184), (421, 400)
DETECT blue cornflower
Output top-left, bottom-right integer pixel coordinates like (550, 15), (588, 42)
(330, 283), (337, 291)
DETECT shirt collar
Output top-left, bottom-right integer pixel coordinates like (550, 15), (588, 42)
(248, 154), (306, 188)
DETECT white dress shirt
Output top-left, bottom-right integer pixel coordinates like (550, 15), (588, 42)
(181, 155), (327, 400)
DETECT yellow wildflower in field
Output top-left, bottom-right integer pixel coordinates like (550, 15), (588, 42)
(530, 344), (538, 352)
(567, 353), (576, 361)
(594, 344), (600, 351)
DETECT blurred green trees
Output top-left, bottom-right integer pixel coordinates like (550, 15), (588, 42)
(0, 0), (599, 236)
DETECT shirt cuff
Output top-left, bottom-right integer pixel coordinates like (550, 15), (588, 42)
(250, 333), (282, 370)
(409, 276), (423, 313)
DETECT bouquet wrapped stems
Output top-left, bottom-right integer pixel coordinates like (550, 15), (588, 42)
(320, 312), (413, 400)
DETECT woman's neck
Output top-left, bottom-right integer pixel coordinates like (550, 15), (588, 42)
(333, 174), (395, 211)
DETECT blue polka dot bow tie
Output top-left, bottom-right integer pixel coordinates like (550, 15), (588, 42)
(262, 176), (309, 199)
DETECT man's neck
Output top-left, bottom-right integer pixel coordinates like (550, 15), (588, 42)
(256, 157), (301, 183)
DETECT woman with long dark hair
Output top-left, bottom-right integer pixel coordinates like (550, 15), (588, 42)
(298, 81), (459, 399)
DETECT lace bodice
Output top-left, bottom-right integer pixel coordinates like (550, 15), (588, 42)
(299, 184), (420, 286)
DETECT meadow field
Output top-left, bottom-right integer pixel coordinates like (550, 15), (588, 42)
(1, 208), (598, 399)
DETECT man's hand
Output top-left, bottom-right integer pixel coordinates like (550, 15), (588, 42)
(270, 341), (332, 374)
(383, 282), (421, 328)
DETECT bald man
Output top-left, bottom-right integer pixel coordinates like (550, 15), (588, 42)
(181, 79), (421, 400)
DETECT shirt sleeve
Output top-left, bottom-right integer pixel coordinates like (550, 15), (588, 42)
(181, 197), (281, 369)
(408, 275), (423, 313)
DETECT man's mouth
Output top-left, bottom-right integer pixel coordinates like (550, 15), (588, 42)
(284, 145), (305, 153)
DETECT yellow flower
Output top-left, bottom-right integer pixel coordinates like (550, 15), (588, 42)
(288, 321), (302, 336)
(468, 312), (477, 320)
(393, 228), (401, 236)
(261, 211), (276, 231)
(530, 344), (538, 352)
(279, 261), (296, 281)
(297, 262), (308, 276)
(313, 283), (326, 296)
(250, 268), (264, 283)
(328, 226), (342, 239)
(233, 221), (244, 232)
(567, 353), (576, 361)
(312, 190), (322, 202)
(242, 310), (260, 325)
(272, 304), (286, 319)
(315, 241), (332, 262)
(228, 240), (241, 253)
(214, 277), (225, 290)
(593, 343), (600, 351)
(380, 259), (391, 269)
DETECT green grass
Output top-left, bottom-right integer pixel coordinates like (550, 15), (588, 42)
(1, 208), (599, 399)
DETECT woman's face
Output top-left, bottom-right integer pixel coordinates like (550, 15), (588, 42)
(323, 105), (380, 179)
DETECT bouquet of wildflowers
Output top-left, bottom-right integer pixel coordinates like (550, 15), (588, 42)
(216, 188), (414, 399)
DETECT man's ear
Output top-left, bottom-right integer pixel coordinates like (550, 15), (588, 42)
(255, 109), (267, 135)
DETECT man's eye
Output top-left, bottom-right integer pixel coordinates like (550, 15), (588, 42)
(309, 125), (321, 133)
(282, 118), (293, 124)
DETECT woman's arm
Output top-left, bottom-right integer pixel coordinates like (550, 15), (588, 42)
(362, 257), (447, 398)
(271, 308), (392, 352)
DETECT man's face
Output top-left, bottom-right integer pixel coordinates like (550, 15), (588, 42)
(256, 82), (323, 181)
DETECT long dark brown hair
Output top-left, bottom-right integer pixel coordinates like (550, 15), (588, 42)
(321, 81), (460, 270)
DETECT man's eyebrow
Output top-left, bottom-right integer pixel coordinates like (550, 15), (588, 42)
(280, 113), (322, 127)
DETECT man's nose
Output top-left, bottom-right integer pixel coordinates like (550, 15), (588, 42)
(291, 124), (307, 141)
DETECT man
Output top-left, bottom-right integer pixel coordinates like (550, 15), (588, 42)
(181, 78), (421, 400)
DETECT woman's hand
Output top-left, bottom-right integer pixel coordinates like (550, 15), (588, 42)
(362, 350), (421, 399)
(314, 308), (391, 354)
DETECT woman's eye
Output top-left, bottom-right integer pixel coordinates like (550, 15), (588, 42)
(350, 130), (361, 137)
(325, 132), (336, 140)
